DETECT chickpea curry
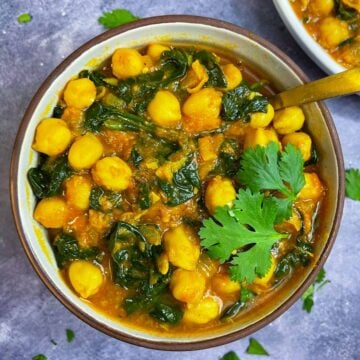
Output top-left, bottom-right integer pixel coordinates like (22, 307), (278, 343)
(28, 43), (325, 334)
(291, 0), (360, 68)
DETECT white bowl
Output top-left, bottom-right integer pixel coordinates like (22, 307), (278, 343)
(273, 0), (347, 74)
(10, 15), (344, 350)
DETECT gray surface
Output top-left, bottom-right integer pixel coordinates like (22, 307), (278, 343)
(0, 0), (359, 359)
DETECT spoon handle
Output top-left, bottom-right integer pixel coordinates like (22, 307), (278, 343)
(270, 67), (360, 110)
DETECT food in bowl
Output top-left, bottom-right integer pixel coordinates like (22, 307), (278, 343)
(27, 42), (326, 333)
(290, 0), (360, 68)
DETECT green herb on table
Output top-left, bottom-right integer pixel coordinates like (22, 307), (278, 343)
(220, 351), (241, 360)
(32, 355), (47, 360)
(98, 9), (139, 29)
(238, 142), (305, 223)
(246, 338), (269, 356)
(302, 268), (330, 313)
(66, 328), (75, 343)
(345, 168), (360, 201)
(17, 13), (32, 23)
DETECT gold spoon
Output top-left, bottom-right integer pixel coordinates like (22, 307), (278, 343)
(270, 67), (360, 110)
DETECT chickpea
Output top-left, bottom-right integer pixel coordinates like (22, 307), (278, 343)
(147, 90), (182, 128)
(163, 224), (200, 271)
(282, 132), (312, 161)
(68, 260), (103, 298)
(186, 60), (209, 94)
(65, 175), (92, 210)
(222, 63), (242, 90)
(198, 134), (224, 161)
(182, 88), (222, 133)
(92, 156), (132, 191)
(250, 104), (275, 128)
(112, 48), (145, 79)
(319, 17), (350, 49)
(211, 273), (241, 296)
(244, 127), (281, 150)
(253, 256), (276, 288)
(273, 106), (305, 135)
(183, 297), (220, 324)
(147, 43), (170, 61)
(32, 118), (72, 156)
(170, 269), (206, 304)
(297, 173), (324, 201)
(309, 0), (335, 16)
(63, 78), (97, 109)
(68, 133), (103, 170)
(205, 176), (236, 214)
(34, 197), (68, 229)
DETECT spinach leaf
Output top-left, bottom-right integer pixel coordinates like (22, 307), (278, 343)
(53, 233), (101, 268)
(138, 183), (151, 210)
(221, 82), (269, 121)
(130, 148), (143, 168)
(221, 288), (255, 320)
(84, 102), (156, 133)
(159, 155), (201, 206)
(89, 186), (122, 212)
(212, 138), (241, 177)
(335, 0), (357, 20)
(275, 241), (313, 279)
(194, 50), (227, 88)
(52, 105), (64, 118)
(160, 48), (190, 86)
(28, 154), (72, 199)
(149, 303), (183, 324)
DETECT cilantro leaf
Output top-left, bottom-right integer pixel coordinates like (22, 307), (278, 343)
(32, 355), (47, 360)
(246, 338), (269, 355)
(301, 284), (314, 313)
(345, 168), (360, 200)
(237, 142), (305, 222)
(17, 13), (32, 23)
(98, 9), (139, 29)
(302, 268), (330, 313)
(66, 328), (75, 343)
(200, 189), (287, 284)
(220, 351), (241, 360)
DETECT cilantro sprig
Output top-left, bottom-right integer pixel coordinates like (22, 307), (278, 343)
(302, 268), (330, 313)
(98, 9), (139, 29)
(345, 168), (360, 201)
(200, 189), (287, 283)
(237, 142), (305, 223)
(246, 338), (269, 356)
(200, 142), (305, 284)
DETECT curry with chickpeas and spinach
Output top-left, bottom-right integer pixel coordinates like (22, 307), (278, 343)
(291, 0), (360, 68)
(28, 43), (325, 333)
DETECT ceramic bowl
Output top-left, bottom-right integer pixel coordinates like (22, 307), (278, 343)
(10, 15), (344, 350)
(273, 0), (347, 75)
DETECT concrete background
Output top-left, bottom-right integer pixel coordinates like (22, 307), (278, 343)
(1, 1), (359, 359)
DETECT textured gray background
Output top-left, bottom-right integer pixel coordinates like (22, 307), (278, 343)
(1, 1), (359, 359)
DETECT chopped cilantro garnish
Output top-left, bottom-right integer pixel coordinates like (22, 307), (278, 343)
(200, 188), (287, 284)
(98, 9), (139, 29)
(246, 338), (269, 356)
(32, 355), (47, 360)
(345, 168), (360, 201)
(66, 328), (75, 343)
(238, 142), (305, 223)
(17, 13), (32, 23)
(302, 268), (330, 313)
(220, 351), (241, 360)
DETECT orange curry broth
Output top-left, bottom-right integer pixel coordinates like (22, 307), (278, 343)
(33, 43), (325, 335)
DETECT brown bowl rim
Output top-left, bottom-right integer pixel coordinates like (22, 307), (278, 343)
(10, 15), (345, 351)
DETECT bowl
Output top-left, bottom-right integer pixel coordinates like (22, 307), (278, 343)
(10, 15), (344, 350)
(273, 0), (347, 75)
